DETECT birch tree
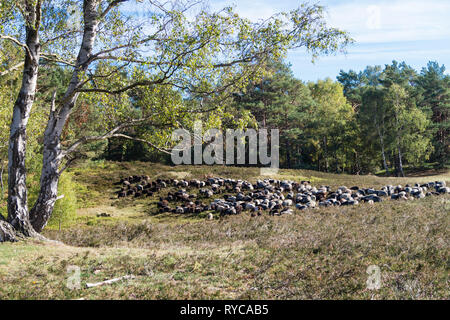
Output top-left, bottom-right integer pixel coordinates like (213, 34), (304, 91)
(360, 87), (391, 174)
(0, 0), (43, 238)
(0, 0), (351, 240)
(383, 84), (432, 176)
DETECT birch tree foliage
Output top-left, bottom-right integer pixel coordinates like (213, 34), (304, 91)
(383, 84), (432, 166)
(1, 0), (352, 151)
(307, 79), (354, 170)
(34, 0), (352, 153)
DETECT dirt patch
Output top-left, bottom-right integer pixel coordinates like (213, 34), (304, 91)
(167, 171), (191, 179)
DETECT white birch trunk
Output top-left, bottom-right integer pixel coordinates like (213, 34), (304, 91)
(30, 0), (100, 232)
(6, 1), (41, 237)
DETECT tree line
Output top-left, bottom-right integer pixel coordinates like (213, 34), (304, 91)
(105, 60), (449, 176)
(233, 60), (449, 175)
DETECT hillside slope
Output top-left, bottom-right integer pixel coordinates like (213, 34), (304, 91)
(0, 161), (448, 299)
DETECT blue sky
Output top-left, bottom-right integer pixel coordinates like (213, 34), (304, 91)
(210, 0), (450, 81)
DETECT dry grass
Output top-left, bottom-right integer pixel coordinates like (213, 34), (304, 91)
(0, 161), (449, 300)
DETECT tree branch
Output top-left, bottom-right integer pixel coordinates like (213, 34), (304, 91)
(109, 133), (173, 154)
(49, 90), (57, 116)
(62, 117), (158, 156)
(99, 0), (129, 20)
(41, 53), (76, 67)
(58, 156), (77, 176)
(76, 78), (167, 95)
(42, 30), (80, 45)
(0, 35), (32, 58)
(0, 62), (25, 77)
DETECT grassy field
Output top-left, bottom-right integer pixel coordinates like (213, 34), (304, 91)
(0, 161), (449, 299)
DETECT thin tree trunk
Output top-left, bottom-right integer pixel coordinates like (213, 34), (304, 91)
(0, 161), (4, 198)
(398, 146), (405, 177)
(317, 154), (320, 171)
(323, 136), (329, 172)
(7, 1), (41, 237)
(285, 139), (291, 169)
(393, 98), (405, 178)
(377, 126), (389, 175)
(381, 145), (389, 174)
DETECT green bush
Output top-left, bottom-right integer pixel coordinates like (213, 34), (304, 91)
(24, 151), (77, 229)
(47, 172), (78, 229)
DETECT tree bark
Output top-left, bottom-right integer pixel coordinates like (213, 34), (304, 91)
(29, 122), (63, 232)
(1, 161), (4, 198)
(397, 147), (405, 177)
(7, 0), (41, 237)
(30, 0), (100, 232)
(285, 139), (291, 169)
(376, 125), (389, 175)
(323, 136), (329, 172)
(381, 144), (389, 174)
(0, 220), (17, 242)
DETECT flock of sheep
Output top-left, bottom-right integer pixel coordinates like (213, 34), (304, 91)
(115, 175), (449, 217)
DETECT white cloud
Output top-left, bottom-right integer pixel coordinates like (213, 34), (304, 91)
(210, 0), (450, 44)
(209, 0), (290, 21)
(118, 0), (450, 80)
(325, 0), (450, 43)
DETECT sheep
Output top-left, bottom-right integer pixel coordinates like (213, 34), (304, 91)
(341, 199), (358, 206)
(175, 206), (185, 214)
(115, 175), (448, 219)
(437, 186), (450, 194)
(157, 199), (169, 208)
(319, 200), (332, 207)
(414, 192), (425, 199)
(375, 190), (388, 197)
(306, 201), (316, 208)
(282, 199), (293, 207)
(269, 208), (280, 216)
(223, 207), (236, 216)
(281, 208), (294, 215)
(180, 180), (189, 188)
